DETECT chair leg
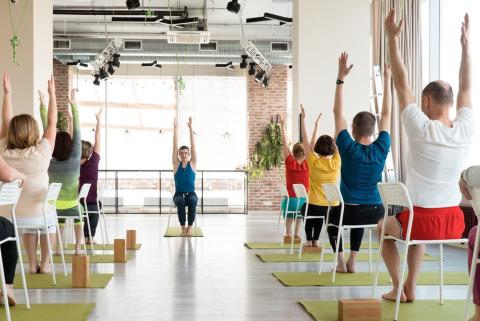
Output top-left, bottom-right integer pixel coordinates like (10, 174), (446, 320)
(297, 218), (306, 259)
(331, 226), (343, 283)
(394, 243), (410, 321)
(369, 228), (373, 273)
(97, 212), (105, 250)
(101, 208), (109, 246)
(318, 223), (329, 275)
(0, 248), (12, 321)
(465, 228), (480, 321)
(290, 215), (298, 255)
(439, 243), (444, 305)
(372, 222), (387, 298)
(14, 236), (30, 309)
(45, 230), (57, 285)
(84, 213), (95, 254)
(56, 224), (68, 276)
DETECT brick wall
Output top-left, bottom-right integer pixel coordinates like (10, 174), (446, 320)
(247, 65), (288, 212)
(53, 59), (71, 113)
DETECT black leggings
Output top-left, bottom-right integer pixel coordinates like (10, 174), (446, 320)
(301, 203), (332, 241)
(327, 204), (384, 252)
(0, 217), (18, 284)
(82, 202), (102, 238)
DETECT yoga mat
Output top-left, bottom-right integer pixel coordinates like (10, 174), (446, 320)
(21, 253), (132, 264)
(299, 300), (469, 321)
(257, 252), (438, 263)
(13, 273), (113, 289)
(244, 242), (379, 250)
(0, 304), (95, 321)
(273, 271), (468, 287)
(164, 227), (203, 237)
(64, 243), (142, 250)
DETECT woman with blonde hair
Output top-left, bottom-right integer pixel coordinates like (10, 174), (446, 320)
(0, 73), (57, 274)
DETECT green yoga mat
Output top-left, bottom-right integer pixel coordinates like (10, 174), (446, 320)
(0, 304), (95, 321)
(13, 273), (113, 289)
(257, 252), (438, 263)
(300, 300), (470, 321)
(245, 242), (379, 250)
(64, 243), (142, 250)
(21, 253), (132, 264)
(164, 227), (203, 237)
(273, 271), (468, 287)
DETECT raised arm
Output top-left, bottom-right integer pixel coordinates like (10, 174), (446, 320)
(457, 13), (472, 109)
(300, 104), (313, 154)
(1, 74), (13, 140)
(93, 108), (103, 154)
(67, 89), (81, 159)
(188, 117), (197, 169)
(38, 90), (48, 131)
(333, 52), (353, 138)
(43, 75), (58, 148)
(385, 9), (416, 112)
(172, 118), (179, 170)
(310, 113), (322, 146)
(379, 64), (392, 132)
(278, 115), (291, 159)
(67, 104), (74, 138)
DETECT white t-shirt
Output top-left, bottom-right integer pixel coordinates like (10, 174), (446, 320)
(401, 104), (475, 208)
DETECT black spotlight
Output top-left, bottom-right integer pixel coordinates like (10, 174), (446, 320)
(126, 0), (140, 10)
(112, 54), (121, 67)
(262, 76), (269, 88)
(226, 0), (241, 14)
(107, 62), (115, 75)
(254, 70), (265, 83)
(99, 67), (109, 80)
(93, 74), (100, 86)
(248, 62), (256, 76)
(240, 55), (248, 69)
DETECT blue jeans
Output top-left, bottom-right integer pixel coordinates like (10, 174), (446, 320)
(173, 192), (198, 226)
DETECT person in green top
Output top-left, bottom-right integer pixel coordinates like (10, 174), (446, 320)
(40, 89), (84, 255)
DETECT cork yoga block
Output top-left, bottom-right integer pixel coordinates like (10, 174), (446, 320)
(126, 230), (137, 250)
(114, 239), (127, 263)
(338, 299), (381, 321)
(302, 246), (322, 254)
(72, 255), (90, 288)
(283, 236), (301, 244)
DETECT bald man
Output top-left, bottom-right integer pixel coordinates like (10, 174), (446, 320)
(377, 11), (475, 303)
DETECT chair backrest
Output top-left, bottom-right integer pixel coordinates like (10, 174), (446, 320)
(293, 184), (308, 199)
(45, 183), (62, 202)
(377, 182), (413, 209)
(322, 183), (343, 204)
(97, 184), (105, 199)
(470, 187), (480, 219)
(0, 181), (22, 206)
(281, 185), (288, 197)
(79, 183), (92, 200)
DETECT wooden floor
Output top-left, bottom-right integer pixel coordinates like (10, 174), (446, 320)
(18, 213), (470, 321)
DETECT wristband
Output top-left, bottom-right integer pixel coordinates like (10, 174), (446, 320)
(336, 79), (344, 85)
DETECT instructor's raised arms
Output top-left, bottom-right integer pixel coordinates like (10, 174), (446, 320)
(457, 13), (472, 110)
(333, 52), (353, 138)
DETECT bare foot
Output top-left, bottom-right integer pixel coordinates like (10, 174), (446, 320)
(336, 262), (348, 273)
(346, 258), (356, 273)
(75, 247), (85, 255)
(29, 263), (40, 274)
(403, 284), (416, 302)
(305, 241), (312, 247)
(39, 264), (51, 274)
(382, 289), (407, 303)
(180, 226), (187, 237)
(312, 240), (319, 247)
(186, 226), (193, 237)
(0, 286), (16, 306)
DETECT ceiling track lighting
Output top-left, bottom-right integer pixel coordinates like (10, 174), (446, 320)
(141, 60), (162, 68)
(248, 62), (256, 76)
(67, 60), (88, 68)
(215, 61), (234, 70)
(91, 38), (122, 85)
(107, 62), (115, 75)
(226, 0), (241, 14)
(99, 67), (109, 80)
(93, 74), (100, 86)
(244, 40), (272, 88)
(125, 0), (140, 10)
(240, 54), (248, 69)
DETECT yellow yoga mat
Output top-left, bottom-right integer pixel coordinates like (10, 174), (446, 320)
(0, 304), (95, 321)
(256, 252), (438, 263)
(244, 242), (379, 250)
(164, 227), (203, 237)
(13, 273), (113, 289)
(21, 253), (132, 264)
(64, 243), (142, 250)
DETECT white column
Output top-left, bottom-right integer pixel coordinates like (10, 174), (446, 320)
(292, 0), (371, 140)
(0, 0), (53, 118)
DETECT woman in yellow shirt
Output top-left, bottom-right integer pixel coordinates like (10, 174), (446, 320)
(299, 105), (341, 247)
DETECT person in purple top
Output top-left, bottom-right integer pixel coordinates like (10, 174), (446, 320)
(79, 108), (103, 244)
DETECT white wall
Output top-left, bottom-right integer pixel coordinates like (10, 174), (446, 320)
(292, 0), (371, 140)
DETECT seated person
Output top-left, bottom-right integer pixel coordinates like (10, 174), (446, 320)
(79, 108), (103, 244)
(278, 115), (309, 241)
(172, 117), (197, 237)
(299, 106), (341, 248)
(460, 166), (480, 321)
(332, 54), (392, 273)
(378, 11), (474, 302)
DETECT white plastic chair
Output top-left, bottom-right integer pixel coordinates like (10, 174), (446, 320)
(279, 185), (304, 246)
(79, 185), (109, 249)
(373, 182), (468, 321)
(277, 185), (289, 233)
(16, 183), (67, 285)
(319, 183), (376, 282)
(57, 183), (94, 254)
(0, 181), (30, 321)
(294, 183), (324, 258)
(464, 187), (480, 321)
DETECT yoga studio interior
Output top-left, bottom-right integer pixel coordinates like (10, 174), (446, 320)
(1, 0), (480, 320)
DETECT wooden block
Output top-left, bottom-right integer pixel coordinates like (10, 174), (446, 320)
(114, 239), (127, 263)
(72, 255), (90, 288)
(283, 236), (302, 244)
(303, 246), (322, 254)
(338, 299), (381, 321)
(126, 230), (137, 250)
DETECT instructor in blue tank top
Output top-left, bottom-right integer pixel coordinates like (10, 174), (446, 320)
(172, 117), (198, 237)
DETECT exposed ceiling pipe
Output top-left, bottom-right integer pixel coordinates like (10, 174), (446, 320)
(52, 9), (186, 16)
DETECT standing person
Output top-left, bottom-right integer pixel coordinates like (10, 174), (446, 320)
(79, 108), (103, 244)
(40, 89), (84, 254)
(299, 105), (341, 248)
(332, 54), (392, 273)
(0, 74), (58, 274)
(378, 11), (474, 302)
(278, 115), (309, 241)
(172, 117), (198, 237)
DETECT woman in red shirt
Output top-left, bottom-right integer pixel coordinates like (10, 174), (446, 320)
(279, 116), (309, 240)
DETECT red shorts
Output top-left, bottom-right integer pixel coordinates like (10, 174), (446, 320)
(396, 206), (465, 240)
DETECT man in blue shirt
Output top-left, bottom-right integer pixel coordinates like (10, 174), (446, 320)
(330, 52), (392, 273)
